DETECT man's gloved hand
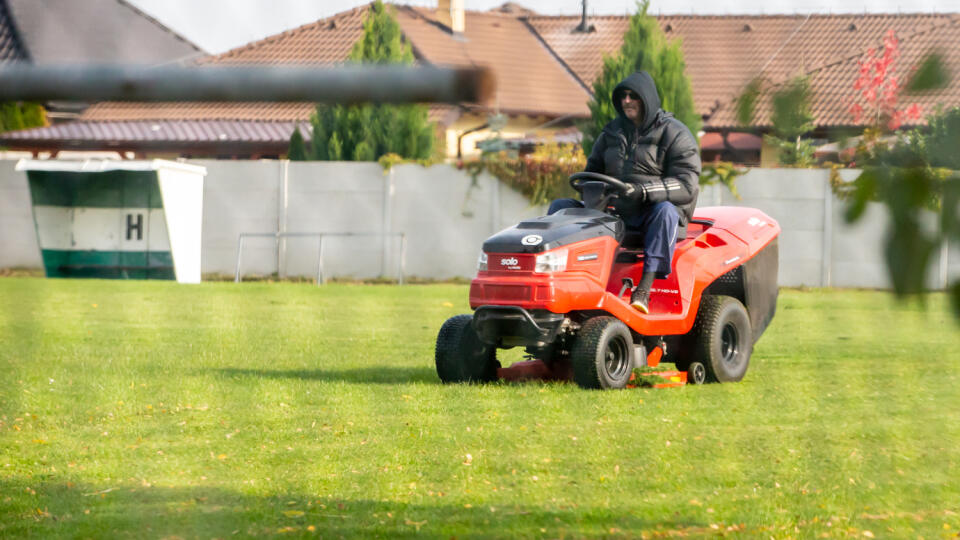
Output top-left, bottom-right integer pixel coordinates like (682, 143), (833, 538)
(612, 184), (646, 216)
(622, 184), (646, 203)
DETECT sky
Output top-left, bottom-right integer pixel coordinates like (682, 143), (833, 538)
(128, 0), (960, 54)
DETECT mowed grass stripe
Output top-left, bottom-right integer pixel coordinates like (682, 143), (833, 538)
(1, 278), (958, 538)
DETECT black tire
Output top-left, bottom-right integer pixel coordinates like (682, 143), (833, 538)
(435, 314), (500, 383)
(687, 361), (707, 385)
(571, 316), (635, 390)
(692, 295), (753, 382)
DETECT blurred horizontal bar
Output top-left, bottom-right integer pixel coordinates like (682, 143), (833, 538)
(0, 64), (495, 104)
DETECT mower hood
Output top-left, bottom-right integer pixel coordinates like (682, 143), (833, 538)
(482, 208), (623, 254)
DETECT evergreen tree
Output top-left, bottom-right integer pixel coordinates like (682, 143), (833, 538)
(581, 0), (700, 156)
(287, 126), (308, 161)
(290, 0), (434, 161)
(0, 101), (46, 133)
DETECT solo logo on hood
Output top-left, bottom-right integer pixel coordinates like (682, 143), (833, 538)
(500, 257), (519, 266)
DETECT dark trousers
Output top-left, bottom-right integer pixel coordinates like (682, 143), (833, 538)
(547, 199), (679, 276)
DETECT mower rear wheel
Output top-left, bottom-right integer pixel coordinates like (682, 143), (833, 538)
(571, 316), (635, 390)
(435, 314), (500, 383)
(692, 295), (752, 382)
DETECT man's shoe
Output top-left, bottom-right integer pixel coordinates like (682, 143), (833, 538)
(630, 288), (650, 314)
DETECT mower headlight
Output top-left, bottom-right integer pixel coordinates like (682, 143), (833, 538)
(477, 251), (488, 272)
(534, 249), (567, 273)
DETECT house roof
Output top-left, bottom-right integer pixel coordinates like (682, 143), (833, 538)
(0, 0), (28, 63)
(6, 0), (202, 64)
(706, 16), (960, 129)
(0, 119), (309, 155)
(0, 105), (460, 152)
(7, 5), (960, 153)
(526, 12), (959, 118)
(80, 3), (591, 125)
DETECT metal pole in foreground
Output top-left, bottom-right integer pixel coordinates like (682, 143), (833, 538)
(0, 64), (495, 105)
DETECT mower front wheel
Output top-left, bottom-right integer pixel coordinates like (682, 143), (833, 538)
(435, 314), (500, 384)
(571, 316), (635, 390)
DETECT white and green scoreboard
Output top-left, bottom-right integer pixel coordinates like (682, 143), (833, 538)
(17, 160), (206, 283)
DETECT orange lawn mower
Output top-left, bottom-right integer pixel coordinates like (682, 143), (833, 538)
(435, 172), (781, 390)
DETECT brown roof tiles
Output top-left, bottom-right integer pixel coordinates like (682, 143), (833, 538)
(526, 13), (958, 118)
(10, 5), (960, 150)
(81, 3), (591, 125)
(706, 16), (960, 129)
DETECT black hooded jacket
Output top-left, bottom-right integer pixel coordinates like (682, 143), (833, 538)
(585, 71), (701, 237)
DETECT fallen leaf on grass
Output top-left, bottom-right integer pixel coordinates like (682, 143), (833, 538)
(282, 510), (304, 518)
(405, 519), (427, 531)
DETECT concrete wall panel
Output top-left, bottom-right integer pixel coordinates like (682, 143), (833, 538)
(1, 159), (957, 290)
(0, 161), (42, 268)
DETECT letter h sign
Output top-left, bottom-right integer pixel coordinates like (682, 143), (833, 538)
(126, 213), (143, 241)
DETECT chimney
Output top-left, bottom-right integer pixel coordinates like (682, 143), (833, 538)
(437, 0), (465, 34)
(575, 0), (595, 33)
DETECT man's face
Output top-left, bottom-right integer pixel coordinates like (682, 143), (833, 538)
(621, 90), (643, 124)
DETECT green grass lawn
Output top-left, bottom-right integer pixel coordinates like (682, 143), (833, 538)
(1, 278), (959, 539)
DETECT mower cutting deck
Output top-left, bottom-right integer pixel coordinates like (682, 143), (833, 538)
(436, 172), (780, 390)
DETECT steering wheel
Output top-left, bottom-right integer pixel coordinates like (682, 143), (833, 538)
(568, 172), (632, 194)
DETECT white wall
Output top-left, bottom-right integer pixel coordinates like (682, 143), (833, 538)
(0, 160), (42, 268)
(1, 160), (956, 289)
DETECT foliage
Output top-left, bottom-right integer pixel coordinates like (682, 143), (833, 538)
(0, 101), (46, 132)
(580, 0), (700, 156)
(924, 106), (960, 170)
(735, 78), (763, 127)
(906, 52), (950, 93)
(847, 30), (922, 131)
(762, 76), (817, 167)
(288, 0), (434, 161)
(460, 143), (584, 206)
(834, 32), (959, 318)
(700, 161), (745, 199)
(762, 134), (816, 167)
(1, 280), (960, 537)
(833, 118), (960, 318)
(375, 152), (440, 172)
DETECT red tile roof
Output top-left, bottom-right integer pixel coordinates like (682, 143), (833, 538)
(80, 3), (590, 124)
(9, 6), (960, 150)
(526, 13), (959, 118)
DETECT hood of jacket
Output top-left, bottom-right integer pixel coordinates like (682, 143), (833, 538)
(612, 71), (661, 133)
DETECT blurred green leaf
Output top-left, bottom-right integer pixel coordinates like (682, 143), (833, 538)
(907, 53), (950, 92)
(736, 78), (763, 127)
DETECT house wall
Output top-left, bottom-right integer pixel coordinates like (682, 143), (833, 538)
(445, 112), (567, 158)
(1, 160), (956, 289)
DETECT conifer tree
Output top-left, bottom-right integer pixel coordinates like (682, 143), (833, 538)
(287, 126), (307, 161)
(0, 102), (47, 133)
(290, 0), (434, 161)
(581, 0), (700, 155)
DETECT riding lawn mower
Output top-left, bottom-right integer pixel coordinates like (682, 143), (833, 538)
(435, 172), (780, 389)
